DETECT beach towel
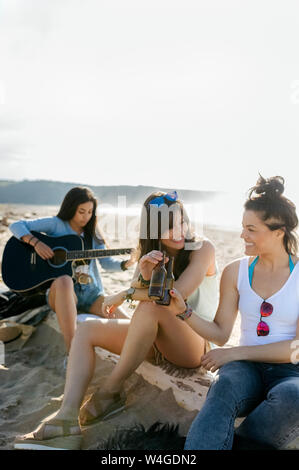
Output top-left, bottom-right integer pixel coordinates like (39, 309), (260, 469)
(0, 289), (46, 321)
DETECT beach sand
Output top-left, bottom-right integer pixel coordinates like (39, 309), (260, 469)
(0, 204), (297, 450)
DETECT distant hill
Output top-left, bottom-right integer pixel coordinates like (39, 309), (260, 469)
(0, 180), (220, 206)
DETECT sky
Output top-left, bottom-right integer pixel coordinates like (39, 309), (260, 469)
(0, 0), (299, 207)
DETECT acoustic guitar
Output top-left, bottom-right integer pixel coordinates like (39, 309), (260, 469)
(1, 231), (132, 293)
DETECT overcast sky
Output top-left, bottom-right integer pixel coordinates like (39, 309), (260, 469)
(0, 0), (299, 206)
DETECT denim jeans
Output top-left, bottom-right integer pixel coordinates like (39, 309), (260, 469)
(184, 360), (299, 450)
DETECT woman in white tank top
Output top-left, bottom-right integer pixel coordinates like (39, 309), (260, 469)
(171, 175), (299, 449)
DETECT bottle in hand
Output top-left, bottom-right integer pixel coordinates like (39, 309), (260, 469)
(156, 256), (174, 306)
(148, 251), (167, 300)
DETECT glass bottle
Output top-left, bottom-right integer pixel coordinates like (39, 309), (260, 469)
(156, 256), (174, 305)
(148, 251), (167, 300)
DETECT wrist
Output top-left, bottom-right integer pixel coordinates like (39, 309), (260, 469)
(123, 287), (135, 301)
(138, 272), (150, 287)
(33, 239), (40, 248)
(120, 260), (128, 271)
(176, 302), (193, 321)
(123, 287), (136, 310)
(118, 290), (127, 302)
(26, 235), (36, 246)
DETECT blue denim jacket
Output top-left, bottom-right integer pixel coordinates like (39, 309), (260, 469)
(9, 216), (123, 295)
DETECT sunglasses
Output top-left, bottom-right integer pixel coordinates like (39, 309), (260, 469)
(257, 300), (273, 336)
(149, 191), (178, 207)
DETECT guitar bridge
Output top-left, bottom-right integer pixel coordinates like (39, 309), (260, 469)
(31, 252), (37, 265)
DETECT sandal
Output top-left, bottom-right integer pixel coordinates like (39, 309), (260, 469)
(79, 389), (126, 427)
(14, 418), (82, 450)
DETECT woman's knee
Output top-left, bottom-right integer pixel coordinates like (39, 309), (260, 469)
(53, 275), (74, 291)
(75, 320), (108, 347)
(75, 320), (93, 336)
(133, 301), (160, 321)
(269, 379), (299, 409)
(72, 321), (92, 344)
(48, 275), (76, 311)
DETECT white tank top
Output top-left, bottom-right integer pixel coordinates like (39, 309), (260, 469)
(188, 272), (219, 322)
(237, 257), (299, 346)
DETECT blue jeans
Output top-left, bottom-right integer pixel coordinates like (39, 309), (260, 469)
(184, 360), (299, 450)
(74, 283), (103, 312)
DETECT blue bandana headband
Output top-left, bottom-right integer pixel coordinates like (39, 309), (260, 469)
(148, 191), (178, 207)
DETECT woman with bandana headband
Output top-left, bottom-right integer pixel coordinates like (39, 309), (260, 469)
(14, 190), (218, 450)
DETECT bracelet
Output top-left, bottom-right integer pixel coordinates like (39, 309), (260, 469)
(28, 235), (35, 245)
(33, 239), (40, 248)
(176, 302), (193, 321)
(124, 287), (135, 301)
(120, 260), (128, 271)
(138, 272), (150, 287)
(124, 287), (136, 310)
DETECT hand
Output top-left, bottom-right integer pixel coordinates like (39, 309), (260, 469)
(102, 292), (126, 318)
(168, 288), (187, 316)
(138, 250), (169, 280)
(200, 347), (236, 373)
(124, 248), (138, 269)
(34, 241), (55, 260)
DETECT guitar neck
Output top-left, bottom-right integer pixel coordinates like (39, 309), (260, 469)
(66, 248), (132, 261)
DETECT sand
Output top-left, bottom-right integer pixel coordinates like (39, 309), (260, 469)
(0, 203), (297, 450)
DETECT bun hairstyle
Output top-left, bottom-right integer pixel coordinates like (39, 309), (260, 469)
(245, 175), (298, 254)
(251, 175), (285, 199)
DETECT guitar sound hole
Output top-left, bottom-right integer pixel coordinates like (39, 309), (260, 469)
(51, 249), (67, 266)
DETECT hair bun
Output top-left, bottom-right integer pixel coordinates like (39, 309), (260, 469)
(250, 175), (285, 199)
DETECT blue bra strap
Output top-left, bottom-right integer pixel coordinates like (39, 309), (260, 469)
(249, 254), (295, 287)
(289, 254), (295, 273)
(248, 256), (259, 287)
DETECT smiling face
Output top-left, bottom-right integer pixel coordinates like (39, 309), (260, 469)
(161, 206), (188, 253)
(241, 210), (285, 256)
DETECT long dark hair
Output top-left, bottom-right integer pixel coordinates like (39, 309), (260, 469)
(137, 191), (198, 279)
(244, 175), (298, 255)
(57, 186), (105, 244)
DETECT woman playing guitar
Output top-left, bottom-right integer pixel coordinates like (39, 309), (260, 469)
(9, 186), (136, 353)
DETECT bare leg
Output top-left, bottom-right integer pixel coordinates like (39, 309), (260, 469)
(31, 318), (130, 438)
(56, 319), (130, 419)
(35, 301), (205, 435)
(48, 275), (78, 353)
(102, 301), (205, 393)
